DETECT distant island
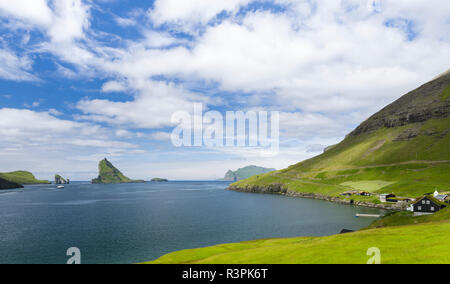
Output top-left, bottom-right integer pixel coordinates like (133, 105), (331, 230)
(151, 178), (169, 182)
(55, 174), (70, 184)
(221, 166), (276, 182)
(0, 171), (50, 185)
(92, 158), (145, 184)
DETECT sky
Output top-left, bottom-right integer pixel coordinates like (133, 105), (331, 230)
(0, 0), (449, 181)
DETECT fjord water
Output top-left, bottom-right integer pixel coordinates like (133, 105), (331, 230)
(0, 181), (385, 264)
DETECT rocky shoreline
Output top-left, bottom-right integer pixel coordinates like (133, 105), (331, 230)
(228, 184), (406, 211)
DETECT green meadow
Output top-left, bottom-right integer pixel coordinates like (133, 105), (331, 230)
(148, 219), (450, 264)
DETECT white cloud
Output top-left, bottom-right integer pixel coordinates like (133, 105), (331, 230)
(76, 80), (208, 129)
(115, 129), (133, 138)
(0, 108), (91, 138)
(149, 131), (172, 141)
(23, 101), (41, 108)
(0, 0), (90, 43)
(114, 16), (136, 27)
(48, 0), (90, 43)
(48, 108), (63, 116)
(0, 49), (37, 81)
(106, 3), (450, 100)
(0, 0), (53, 27)
(0, 108), (140, 152)
(149, 0), (253, 27)
(0, 0), (92, 81)
(101, 80), (128, 93)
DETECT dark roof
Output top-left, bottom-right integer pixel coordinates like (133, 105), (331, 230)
(414, 195), (447, 207)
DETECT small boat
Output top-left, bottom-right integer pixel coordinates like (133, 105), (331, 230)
(57, 185), (65, 189)
(355, 214), (381, 218)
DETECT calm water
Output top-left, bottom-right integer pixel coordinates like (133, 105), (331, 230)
(0, 181), (385, 264)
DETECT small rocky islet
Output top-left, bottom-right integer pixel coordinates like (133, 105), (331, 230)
(151, 178), (169, 182)
(55, 174), (70, 185)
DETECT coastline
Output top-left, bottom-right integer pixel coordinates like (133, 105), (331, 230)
(228, 184), (405, 211)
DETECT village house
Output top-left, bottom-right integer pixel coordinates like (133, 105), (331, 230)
(433, 190), (449, 203)
(380, 193), (396, 203)
(340, 190), (371, 197)
(409, 196), (447, 216)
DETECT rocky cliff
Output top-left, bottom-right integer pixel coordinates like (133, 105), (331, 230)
(350, 71), (450, 136)
(0, 177), (23, 190)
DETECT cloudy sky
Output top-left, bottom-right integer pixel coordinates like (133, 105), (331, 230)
(0, 0), (449, 181)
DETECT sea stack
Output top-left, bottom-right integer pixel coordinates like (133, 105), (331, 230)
(92, 158), (145, 184)
(55, 174), (70, 184)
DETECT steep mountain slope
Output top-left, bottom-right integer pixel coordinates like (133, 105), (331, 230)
(231, 72), (450, 199)
(0, 177), (23, 190)
(0, 171), (50, 185)
(221, 166), (276, 181)
(92, 159), (145, 184)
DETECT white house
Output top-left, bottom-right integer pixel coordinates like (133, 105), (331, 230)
(434, 190), (448, 202)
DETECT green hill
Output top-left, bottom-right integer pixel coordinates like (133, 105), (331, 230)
(230, 72), (450, 200)
(92, 158), (145, 184)
(0, 177), (23, 190)
(221, 166), (276, 181)
(0, 171), (50, 185)
(147, 219), (450, 264)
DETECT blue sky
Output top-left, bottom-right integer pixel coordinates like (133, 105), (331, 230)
(0, 0), (449, 180)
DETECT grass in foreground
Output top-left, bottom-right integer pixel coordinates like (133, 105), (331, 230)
(365, 207), (450, 229)
(147, 220), (450, 264)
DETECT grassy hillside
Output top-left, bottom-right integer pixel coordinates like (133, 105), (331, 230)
(92, 158), (145, 184)
(365, 207), (450, 229)
(0, 171), (50, 185)
(232, 73), (450, 200)
(148, 220), (450, 264)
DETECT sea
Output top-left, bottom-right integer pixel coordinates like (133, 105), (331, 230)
(0, 181), (386, 264)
